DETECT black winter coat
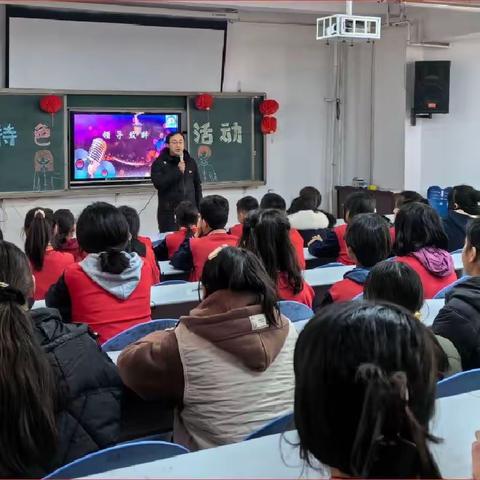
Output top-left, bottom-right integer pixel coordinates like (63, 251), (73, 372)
(432, 276), (480, 370)
(442, 210), (473, 252)
(31, 308), (123, 474)
(151, 148), (202, 212)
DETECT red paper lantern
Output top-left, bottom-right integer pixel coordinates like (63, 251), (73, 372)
(195, 93), (214, 111)
(39, 95), (63, 114)
(259, 99), (279, 116)
(261, 116), (277, 134)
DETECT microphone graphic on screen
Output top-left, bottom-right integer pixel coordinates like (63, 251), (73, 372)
(87, 138), (107, 178)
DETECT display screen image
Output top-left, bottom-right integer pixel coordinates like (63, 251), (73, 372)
(70, 111), (180, 184)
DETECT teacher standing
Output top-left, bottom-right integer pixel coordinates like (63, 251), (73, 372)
(151, 132), (202, 232)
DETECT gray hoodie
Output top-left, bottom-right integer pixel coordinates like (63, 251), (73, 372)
(80, 252), (144, 300)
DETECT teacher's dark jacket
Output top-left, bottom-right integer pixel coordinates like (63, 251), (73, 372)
(151, 148), (202, 216)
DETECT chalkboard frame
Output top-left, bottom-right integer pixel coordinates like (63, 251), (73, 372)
(0, 89), (266, 197)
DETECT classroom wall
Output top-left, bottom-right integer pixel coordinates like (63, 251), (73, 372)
(0, 17), (330, 247)
(410, 36), (480, 193)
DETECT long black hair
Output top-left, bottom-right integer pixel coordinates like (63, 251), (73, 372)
(394, 202), (448, 256)
(77, 202), (130, 274)
(118, 205), (146, 257)
(449, 185), (480, 216)
(24, 207), (55, 270)
(0, 241), (57, 475)
(52, 209), (75, 249)
(201, 246), (279, 326)
(240, 209), (303, 294)
(395, 191), (428, 210)
(294, 301), (440, 478)
(345, 213), (391, 267)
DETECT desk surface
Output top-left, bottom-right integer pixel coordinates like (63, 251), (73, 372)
(421, 299), (445, 327)
(159, 261), (186, 276)
(86, 391), (480, 479)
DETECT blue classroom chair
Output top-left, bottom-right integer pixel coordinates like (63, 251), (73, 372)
(156, 280), (188, 286)
(244, 412), (294, 441)
(315, 262), (344, 269)
(278, 301), (314, 323)
(436, 368), (480, 399)
(101, 319), (178, 352)
(44, 441), (189, 479)
(433, 275), (470, 299)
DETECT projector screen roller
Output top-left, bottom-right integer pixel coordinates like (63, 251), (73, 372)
(9, 16), (225, 91)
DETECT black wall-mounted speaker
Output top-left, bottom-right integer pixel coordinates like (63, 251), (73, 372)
(414, 60), (451, 114)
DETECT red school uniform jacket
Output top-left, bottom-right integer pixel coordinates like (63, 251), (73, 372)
(138, 235), (161, 285)
(289, 229), (306, 270)
(190, 232), (239, 282)
(63, 259), (153, 344)
(395, 255), (457, 299)
(32, 248), (75, 300)
(229, 223), (244, 239)
(165, 227), (197, 259)
(333, 223), (355, 266)
(277, 272), (314, 308)
(329, 278), (364, 303)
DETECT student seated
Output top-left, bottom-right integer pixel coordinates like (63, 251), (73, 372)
(393, 202), (457, 299)
(287, 186), (333, 245)
(154, 201), (198, 261)
(171, 195), (238, 281)
(240, 209), (314, 308)
(119, 205), (160, 285)
(394, 190), (428, 215)
(295, 302), (442, 478)
(364, 261), (461, 377)
(433, 217), (480, 370)
(0, 240), (122, 477)
(25, 207), (75, 300)
(46, 202), (153, 344)
(118, 247), (296, 451)
(308, 191), (376, 266)
(229, 195), (259, 238)
(322, 213), (391, 305)
(443, 185), (480, 252)
(52, 209), (83, 262)
(260, 192), (305, 269)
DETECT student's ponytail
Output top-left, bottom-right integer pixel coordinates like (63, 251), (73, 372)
(0, 242), (57, 475)
(351, 364), (440, 478)
(25, 209), (54, 270)
(99, 248), (130, 274)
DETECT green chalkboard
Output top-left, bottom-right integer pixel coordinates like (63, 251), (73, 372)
(187, 95), (265, 185)
(0, 94), (65, 193)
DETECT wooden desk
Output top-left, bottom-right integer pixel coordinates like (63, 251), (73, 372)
(335, 186), (395, 217)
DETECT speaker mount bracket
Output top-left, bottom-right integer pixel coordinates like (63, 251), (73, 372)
(410, 109), (433, 126)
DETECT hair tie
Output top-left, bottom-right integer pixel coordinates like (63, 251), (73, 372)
(34, 209), (45, 219)
(0, 282), (26, 305)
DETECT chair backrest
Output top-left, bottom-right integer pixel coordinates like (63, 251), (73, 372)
(101, 319), (178, 352)
(294, 318), (309, 333)
(433, 275), (471, 299)
(277, 301), (314, 323)
(316, 262), (344, 269)
(427, 186), (452, 219)
(436, 368), (480, 399)
(44, 440), (189, 479)
(244, 412), (294, 441)
(156, 280), (188, 286)
(451, 248), (463, 254)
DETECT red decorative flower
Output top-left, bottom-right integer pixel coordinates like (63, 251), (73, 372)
(259, 99), (279, 116)
(195, 93), (214, 111)
(39, 95), (63, 114)
(261, 116), (277, 134)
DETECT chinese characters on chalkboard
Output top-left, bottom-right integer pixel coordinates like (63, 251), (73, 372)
(0, 124), (18, 147)
(193, 122), (243, 145)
